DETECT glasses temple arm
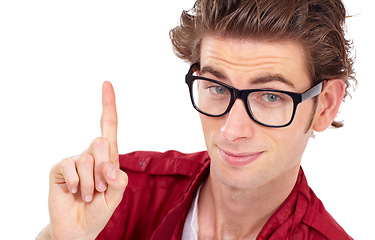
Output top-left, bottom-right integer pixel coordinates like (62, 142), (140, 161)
(301, 81), (324, 102)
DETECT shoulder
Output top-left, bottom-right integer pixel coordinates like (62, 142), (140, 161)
(301, 188), (353, 240)
(260, 168), (353, 240)
(296, 169), (353, 240)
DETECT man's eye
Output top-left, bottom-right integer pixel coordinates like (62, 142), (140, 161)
(209, 86), (227, 95)
(262, 93), (281, 102)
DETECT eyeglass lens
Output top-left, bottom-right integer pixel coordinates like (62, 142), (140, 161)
(191, 79), (295, 126)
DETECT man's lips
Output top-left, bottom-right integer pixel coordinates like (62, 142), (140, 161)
(219, 148), (263, 167)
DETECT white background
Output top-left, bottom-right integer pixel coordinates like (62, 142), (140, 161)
(0, 0), (374, 239)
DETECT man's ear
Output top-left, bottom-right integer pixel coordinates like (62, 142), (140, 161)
(313, 79), (346, 132)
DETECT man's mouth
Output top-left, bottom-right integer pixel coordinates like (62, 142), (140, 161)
(219, 148), (264, 167)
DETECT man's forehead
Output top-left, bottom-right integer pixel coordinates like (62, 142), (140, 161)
(199, 35), (311, 89)
(200, 35), (306, 63)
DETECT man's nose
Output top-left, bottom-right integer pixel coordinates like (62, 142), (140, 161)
(221, 99), (255, 143)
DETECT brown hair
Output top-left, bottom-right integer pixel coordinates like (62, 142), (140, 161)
(170, 0), (356, 128)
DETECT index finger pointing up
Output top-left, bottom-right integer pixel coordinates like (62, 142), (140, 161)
(101, 81), (119, 164)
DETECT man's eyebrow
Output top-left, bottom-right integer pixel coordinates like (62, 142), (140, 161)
(200, 65), (295, 89)
(200, 66), (227, 80)
(251, 75), (296, 89)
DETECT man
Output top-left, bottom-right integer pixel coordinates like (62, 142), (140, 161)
(38, 0), (355, 239)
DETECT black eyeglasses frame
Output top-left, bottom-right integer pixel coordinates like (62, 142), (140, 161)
(185, 63), (324, 128)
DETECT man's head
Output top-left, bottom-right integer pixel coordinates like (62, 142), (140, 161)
(170, 0), (355, 189)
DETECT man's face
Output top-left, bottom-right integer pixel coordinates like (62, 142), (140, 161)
(199, 35), (316, 189)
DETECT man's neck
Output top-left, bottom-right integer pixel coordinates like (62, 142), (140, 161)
(198, 165), (300, 240)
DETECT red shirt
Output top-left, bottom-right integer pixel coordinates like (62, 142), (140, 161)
(97, 150), (352, 240)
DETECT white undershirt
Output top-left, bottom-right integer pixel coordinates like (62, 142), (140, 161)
(181, 186), (256, 240)
(181, 185), (201, 240)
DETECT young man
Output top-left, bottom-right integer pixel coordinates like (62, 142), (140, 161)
(39, 0), (355, 239)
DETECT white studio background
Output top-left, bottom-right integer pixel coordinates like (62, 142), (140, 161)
(0, 0), (373, 239)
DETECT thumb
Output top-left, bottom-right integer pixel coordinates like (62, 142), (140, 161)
(102, 162), (128, 211)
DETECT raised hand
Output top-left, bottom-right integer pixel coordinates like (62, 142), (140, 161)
(40, 81), (128, 240)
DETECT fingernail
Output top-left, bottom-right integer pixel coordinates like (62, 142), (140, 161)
(85, 195), (93, 202)
(97, 182), (107, 192)
(106, 164), (116, 179)
(71, 187), (78, 194)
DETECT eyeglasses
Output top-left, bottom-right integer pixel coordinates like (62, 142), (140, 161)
(185, 63), (324, 128)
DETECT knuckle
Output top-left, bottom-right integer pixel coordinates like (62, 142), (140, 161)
(59, 157), (73, 169)
(92, 137), (109, 148)
(77, 153), (93, 165)
(102, 118), (117, 126)
(54, 158), (74, 176)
